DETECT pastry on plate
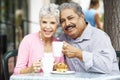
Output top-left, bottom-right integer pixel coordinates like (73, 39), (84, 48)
(55, 63), (68, 72)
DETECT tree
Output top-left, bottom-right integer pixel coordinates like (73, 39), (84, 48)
(104, 0), (120, 51)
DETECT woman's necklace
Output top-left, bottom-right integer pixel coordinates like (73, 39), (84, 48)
(39, 32), (43, 41)
(39, 32), (52, 53)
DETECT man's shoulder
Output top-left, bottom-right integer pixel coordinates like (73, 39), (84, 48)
(89, 26), (109, 38)
(59, 33), (67, 41)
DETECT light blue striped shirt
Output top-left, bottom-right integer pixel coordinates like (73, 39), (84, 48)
(60, 24), (119, 73)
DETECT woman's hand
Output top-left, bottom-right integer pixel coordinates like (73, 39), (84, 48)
(32, 60), (42, 73)
(20, 60), (42, 74)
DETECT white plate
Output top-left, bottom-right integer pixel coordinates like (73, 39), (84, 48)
(51, 71), (75, 74)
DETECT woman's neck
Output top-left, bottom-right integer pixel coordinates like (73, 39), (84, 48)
(43, 39), (53, 53)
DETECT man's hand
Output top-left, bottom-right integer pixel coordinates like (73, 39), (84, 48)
(62, 41), (83, 61)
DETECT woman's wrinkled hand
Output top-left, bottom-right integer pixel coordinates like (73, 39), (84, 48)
(32, 59), (42, 73)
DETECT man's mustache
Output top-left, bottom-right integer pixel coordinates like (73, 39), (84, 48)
(64, 24), (76, 31)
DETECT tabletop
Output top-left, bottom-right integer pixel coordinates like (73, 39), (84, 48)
(10, 71), (120, 80)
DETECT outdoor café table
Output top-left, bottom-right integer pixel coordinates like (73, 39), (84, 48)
(10, 72), (120, 80)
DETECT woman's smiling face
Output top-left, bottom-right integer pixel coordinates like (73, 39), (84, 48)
(40, 16), (58, 38)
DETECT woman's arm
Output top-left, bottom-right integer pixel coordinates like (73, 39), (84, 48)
(95, 13), (103, 29)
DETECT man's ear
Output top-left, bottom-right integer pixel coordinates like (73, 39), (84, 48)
(80, 14), (84, 19)
(78, 13), (84, 19)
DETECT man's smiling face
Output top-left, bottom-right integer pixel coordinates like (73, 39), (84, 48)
(60, 8), (85, 39)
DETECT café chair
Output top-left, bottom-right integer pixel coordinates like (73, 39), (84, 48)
(2, 49), (18, 80)
(116, 51), (120, 70)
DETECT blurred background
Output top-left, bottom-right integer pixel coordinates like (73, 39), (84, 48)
(0, 0), (104, 79)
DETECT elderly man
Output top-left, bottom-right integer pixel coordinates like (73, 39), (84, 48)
(59, 2), (119, 74)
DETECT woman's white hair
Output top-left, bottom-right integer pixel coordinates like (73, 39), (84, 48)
(39, 3), (59, 23)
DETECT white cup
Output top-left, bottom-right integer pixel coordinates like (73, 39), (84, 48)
(53, 42), (63, 57)
(42, 56), (54, 73)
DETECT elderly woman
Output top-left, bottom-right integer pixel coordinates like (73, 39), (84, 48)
(14, 3), (64, 74)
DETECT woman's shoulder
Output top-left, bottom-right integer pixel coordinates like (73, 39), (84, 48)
(24, 32), (39, 39)
(21, 32), (40, 43)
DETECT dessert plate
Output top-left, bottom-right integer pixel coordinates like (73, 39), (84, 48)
(51, 71), (75, 74)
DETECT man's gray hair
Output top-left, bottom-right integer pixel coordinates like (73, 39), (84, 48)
(59, 2), (83, 16)
(39, 3), (59, 23)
